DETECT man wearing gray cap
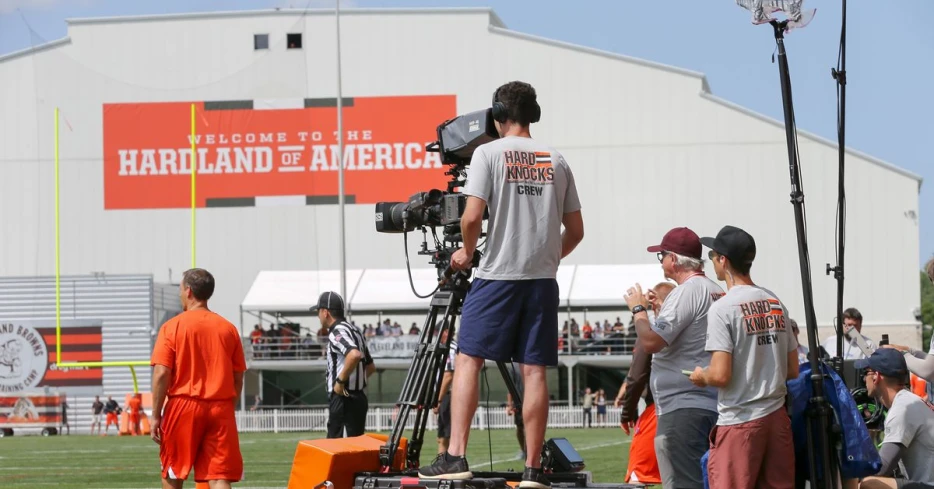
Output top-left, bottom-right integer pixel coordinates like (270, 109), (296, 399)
(858, 348), (934, 489)
(313, 291), (375, 438)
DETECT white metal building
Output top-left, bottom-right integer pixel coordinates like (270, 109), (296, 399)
(0, 7), (922, 354)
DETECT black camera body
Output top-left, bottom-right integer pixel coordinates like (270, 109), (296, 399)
(374, 190), (467, 234)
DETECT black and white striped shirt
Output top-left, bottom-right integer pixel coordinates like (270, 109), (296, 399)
(326, 321), (373, 393)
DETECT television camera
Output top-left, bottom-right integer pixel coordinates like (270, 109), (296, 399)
(374, 107), (497, 290)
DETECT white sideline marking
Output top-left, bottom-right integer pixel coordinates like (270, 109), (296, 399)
(18, 447), (155, 454)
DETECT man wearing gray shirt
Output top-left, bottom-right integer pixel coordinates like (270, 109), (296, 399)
(625, 227), (723, 489)
(690, 225), (798, 489)
(857, 348), (934, 489)
(419, 81), (584, 489)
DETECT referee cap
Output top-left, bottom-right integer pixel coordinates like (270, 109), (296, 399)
(310, 291), (345, 314)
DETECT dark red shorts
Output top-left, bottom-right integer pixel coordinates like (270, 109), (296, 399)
(708, 407), (794, 489)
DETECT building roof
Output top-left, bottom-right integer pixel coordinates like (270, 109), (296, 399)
(0, 7), (921, 185)
(64, 6), (508, 28)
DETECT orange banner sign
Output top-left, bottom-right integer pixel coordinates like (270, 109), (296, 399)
(102, 96), (457, 209)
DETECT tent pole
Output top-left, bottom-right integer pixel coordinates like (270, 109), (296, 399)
(335, 0), (348, 302)
(567, 364), (574, 408)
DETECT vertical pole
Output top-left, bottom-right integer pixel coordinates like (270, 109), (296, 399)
(834, 0), (848, 364)
(567, 365), (573, 408)
(129, 366), (139, 393)
(190, 103), (197, 269)
(54, 108), (62, 365)
(335, 0), (347, 301)
(771, 20), (835, 489)
(240, 377), (247, 412)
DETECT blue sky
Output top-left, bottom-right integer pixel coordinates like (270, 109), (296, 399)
(2, 0), (931, 267)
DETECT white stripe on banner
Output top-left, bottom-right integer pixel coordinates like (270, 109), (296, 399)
(255, 195), (307, 207)
(252, 99), (305, 110)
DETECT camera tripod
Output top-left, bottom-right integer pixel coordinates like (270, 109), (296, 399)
(378, 262), (525, 471)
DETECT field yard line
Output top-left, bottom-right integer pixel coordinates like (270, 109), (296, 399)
(17, 447), (156, 454)
(483, 439), (630, 466)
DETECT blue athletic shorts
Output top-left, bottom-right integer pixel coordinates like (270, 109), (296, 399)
(457, 278), (559, 367)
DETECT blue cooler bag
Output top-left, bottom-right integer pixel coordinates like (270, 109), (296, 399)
(787, 362), (881, 480)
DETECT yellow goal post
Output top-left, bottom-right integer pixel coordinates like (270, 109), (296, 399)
(52, 105), (199, 393)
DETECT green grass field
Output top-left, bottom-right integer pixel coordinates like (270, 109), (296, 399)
(0, 428), (633, 488)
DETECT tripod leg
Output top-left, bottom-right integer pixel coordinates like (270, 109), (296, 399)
(380, 289), (464, 471)
(380, 304), (441, 469)
(497, 362), (524, 414)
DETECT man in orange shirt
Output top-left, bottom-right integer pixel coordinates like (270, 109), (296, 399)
(150, 268), (246, 489)
(127, 393), (143, 435)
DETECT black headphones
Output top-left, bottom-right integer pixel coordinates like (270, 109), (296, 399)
(492, 86), (541, 124)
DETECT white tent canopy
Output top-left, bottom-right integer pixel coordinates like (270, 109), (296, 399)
(567, 264), (667, 308)
(241, 265), (670, 314)
(240, 270), (365, 313)
(350, 268), (438, 311)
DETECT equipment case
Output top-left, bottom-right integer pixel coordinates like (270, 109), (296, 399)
(354, 475), (509, 489)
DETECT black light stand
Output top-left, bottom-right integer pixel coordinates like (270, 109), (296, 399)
(825, 0), (848, 371)
(769, 19), (838, 489)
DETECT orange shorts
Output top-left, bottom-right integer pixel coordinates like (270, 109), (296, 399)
(106, 413), (119, 425)
(625, 402), (661, 484)
(160, 396), (242, 483)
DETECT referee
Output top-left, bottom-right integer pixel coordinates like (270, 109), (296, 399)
(313, 291), (375, 439)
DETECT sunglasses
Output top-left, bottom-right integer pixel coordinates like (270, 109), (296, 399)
(656, 251), (669, 263)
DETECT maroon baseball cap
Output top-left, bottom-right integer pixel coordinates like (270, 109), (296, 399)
(646, 227), (702, 260)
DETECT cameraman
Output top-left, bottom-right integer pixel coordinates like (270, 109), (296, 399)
(419, 81), (584, 489)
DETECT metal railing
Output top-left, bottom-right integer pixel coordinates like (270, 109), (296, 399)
(559, 334), (637, 355)
(235, 405), (626, 433)
(247, 338), (328, 359)
(244, 334), (639, 361)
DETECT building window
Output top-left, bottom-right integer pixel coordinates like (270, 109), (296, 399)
(254, 34), (269, 50)
(287, 33), (302, 49)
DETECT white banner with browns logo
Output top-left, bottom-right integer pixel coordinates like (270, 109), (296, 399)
(366, 336), (422, 358)
(0, 320), (103, 395)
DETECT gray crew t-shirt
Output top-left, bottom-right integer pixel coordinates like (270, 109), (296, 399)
(705, 285), (797, 426)
(462, 136), (581, 280)
(649, 274), (724, 416)
(883, 390), (934, 483)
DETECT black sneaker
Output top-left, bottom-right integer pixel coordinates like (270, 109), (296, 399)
(519, 467), (551, 489)
(418, 452), (473, 480)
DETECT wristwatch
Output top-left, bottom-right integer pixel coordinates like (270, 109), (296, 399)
(336, 378), (348, 385)
(631, 305), (647, 315)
